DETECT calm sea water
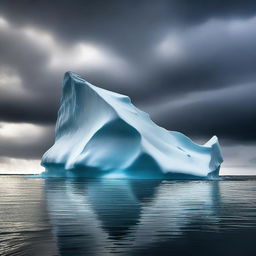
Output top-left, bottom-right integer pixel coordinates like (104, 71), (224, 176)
(0, 176), (256, 256)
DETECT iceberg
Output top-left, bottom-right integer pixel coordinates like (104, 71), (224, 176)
(41, 71), (223, 178)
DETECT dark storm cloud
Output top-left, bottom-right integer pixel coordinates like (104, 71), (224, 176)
(0, 98), (57, 124)
(0, 0), (256, 163)
(149, 83), (256, 142)
(1, 0), (256, 45)
(0, 124), (54, 159)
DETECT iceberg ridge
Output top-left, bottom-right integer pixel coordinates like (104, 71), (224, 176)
(41, 71), (223, 179)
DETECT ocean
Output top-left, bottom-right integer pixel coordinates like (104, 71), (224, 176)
(0, 176), (256, 256)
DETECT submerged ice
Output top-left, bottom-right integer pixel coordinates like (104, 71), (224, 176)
(41, 72), (223, 178)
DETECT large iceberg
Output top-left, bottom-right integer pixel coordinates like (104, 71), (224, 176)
(41, 71), (223, 178)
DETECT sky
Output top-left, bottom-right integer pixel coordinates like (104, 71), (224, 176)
(0, 0), (256, 175)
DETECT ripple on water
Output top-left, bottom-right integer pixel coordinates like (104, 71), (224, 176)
(0, 176), (256, 256)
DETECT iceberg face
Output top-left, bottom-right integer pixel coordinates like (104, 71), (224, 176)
(41, 71), (223, 178)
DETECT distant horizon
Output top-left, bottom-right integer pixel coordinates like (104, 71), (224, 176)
(1, 167), (256, 176)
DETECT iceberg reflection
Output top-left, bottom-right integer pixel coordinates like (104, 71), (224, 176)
(45, 173), (220, 255)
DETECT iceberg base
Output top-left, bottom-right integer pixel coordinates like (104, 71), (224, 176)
(41, 164), (220, 180)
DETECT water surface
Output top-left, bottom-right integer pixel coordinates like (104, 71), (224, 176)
(0, 176), (256, 255)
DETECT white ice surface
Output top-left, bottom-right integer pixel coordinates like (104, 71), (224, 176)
(41, 72), (223, 178)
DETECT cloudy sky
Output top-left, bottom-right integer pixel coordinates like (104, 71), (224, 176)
(0, 0), (255, 174)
